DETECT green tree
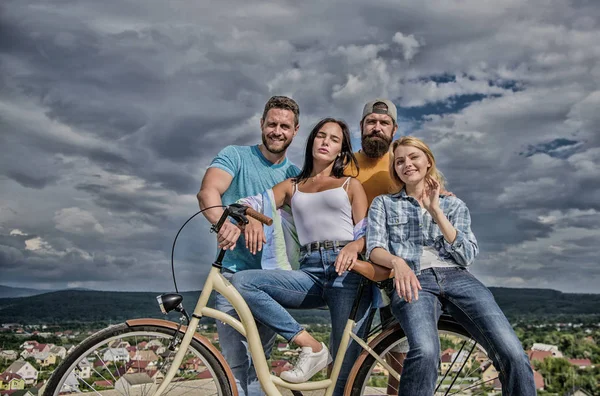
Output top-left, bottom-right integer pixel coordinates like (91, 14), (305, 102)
(558, 333), (576, 354)
(535, 357), (583, 394)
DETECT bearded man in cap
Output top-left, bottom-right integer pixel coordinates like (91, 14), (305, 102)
(353, 99), (399, 204)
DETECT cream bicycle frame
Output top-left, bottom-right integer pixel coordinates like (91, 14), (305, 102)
(152, 265), (398, 396)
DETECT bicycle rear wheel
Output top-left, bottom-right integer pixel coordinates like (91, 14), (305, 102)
(346, 319), (502, 395)
(44, 323), (233, 396)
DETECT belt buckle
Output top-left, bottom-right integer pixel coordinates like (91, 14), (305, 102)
(324, 240), (334, 250)
(305, 244), (312, 255)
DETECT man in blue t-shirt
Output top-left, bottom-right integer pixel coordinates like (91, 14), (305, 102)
(197, 96), (301, 396)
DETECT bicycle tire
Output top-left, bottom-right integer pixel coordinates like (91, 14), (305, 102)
(43, 322), (234, 396)
(346, 318), (502, 395)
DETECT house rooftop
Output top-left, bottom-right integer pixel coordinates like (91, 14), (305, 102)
(93, 380), (113, 387)
(568, 358), (592, 366)
(0, 372), (23, 381)
(6, 390), (37, 396)
(527, 350), (553, 362)
(5, 361), (30, 373)
(122, 373), (153, 385)
(531, 343), (559, 351)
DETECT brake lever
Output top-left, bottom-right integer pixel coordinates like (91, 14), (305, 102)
(228, 203), (250, 225)
(210, 204), (251, 234)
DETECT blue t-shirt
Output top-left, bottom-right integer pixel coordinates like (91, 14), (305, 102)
(209, 145), (300, 271)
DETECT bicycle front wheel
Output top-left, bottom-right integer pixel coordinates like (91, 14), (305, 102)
(44, 322), (234, 396)
(346, 320), (501, 395)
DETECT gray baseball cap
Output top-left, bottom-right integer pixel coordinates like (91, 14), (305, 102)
(362, 98), (397, 124)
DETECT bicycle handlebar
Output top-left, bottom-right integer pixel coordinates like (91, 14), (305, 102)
(245, 207), (273, 226)
(212, 204), (273, 235)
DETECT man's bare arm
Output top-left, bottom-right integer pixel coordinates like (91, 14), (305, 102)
(197, 168), (233, 222)
(197, 168), (239, 250)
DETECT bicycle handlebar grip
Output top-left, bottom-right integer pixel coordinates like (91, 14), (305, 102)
(246, 208), (273, 226)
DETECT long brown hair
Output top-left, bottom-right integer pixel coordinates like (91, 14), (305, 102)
(295, 118), (359, 183)
(388, 136), (446, 193)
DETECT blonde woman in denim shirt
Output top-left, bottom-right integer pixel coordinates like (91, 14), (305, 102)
(366, 136), (536, 396)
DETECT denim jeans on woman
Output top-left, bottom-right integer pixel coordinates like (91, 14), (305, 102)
(390, 267), (536, 396)
(216, 272), (277, 396)
(232, 247), (373, 396)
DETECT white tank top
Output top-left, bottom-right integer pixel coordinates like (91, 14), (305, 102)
(291, 178), (354, 246)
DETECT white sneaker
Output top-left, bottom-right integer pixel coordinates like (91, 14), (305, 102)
(280, 343), (331, 383)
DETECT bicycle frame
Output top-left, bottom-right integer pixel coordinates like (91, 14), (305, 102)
(151, 205), (399, 396)
(153, 263), (374, 396)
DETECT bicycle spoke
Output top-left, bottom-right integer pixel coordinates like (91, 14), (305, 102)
(446, 376), (500, 395)
(89, 366), (127, 396)
(47, 326), (230, 396)
(75, 372), (104, 396)
(162, 379), (201, 396)
(443, 341), (477, 396)
(93, 351), (121, 386)
(162, 381), (220, 396)
(352, 327), (503, 395)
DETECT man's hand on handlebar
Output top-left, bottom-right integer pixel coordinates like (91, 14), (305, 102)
(245, 218), (266, 255)
(217, 221), (242, 251)
(214, 205), (272, 251)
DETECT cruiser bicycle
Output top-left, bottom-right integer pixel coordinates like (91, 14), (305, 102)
(44, 204), (502, 396)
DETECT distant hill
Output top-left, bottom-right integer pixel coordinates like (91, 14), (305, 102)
(0, 285), (54, 298)
(0, 287), (598, 325)
(488, 287), (600, 318)
(0, 289), (331, 325)
(0, 290), (200, 324)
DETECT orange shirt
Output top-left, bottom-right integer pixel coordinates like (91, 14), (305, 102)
(349, 151), (395, 206)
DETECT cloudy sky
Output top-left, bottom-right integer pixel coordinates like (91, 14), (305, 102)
(1, 0), (599, 294)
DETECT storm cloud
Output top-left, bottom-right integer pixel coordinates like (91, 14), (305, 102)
(1, 0), (599, 293)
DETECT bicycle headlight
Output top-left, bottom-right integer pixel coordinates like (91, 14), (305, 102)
(156, 293), (183, 314)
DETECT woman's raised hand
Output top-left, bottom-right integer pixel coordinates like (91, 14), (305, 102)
(392, 257), (421, 303)
(244, 217), (266, 255)
(422, 177), (441, 213)
(334, 242), (361, 275)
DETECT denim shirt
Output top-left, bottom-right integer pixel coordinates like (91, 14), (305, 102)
(366, 189), (478, 275)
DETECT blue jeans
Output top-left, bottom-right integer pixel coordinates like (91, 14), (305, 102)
(390, 267), (536, 396)
(216, 272), (277, 396)
(232, 248), (373, 396)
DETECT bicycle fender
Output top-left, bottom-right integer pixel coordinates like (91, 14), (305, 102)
(126, 318), (238, 396)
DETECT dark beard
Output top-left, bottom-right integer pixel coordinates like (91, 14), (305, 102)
(361, 133), (392, 158)
(262, 134), (292, 154)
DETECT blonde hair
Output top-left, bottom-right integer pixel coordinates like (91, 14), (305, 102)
(388, 136), (446, 193)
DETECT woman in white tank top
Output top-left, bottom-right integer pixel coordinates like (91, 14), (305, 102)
(231, 118), (372, 391)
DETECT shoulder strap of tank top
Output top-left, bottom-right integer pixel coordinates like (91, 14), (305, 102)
(342, 177), (352, 191)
